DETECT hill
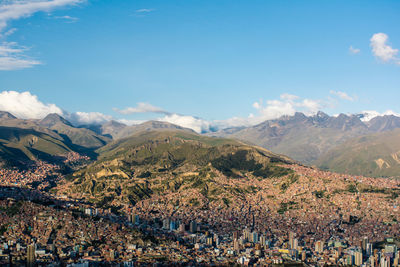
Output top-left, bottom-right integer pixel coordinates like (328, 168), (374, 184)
(316, 128), (400, 178)
(39, 114), (111, 150)
(56, 130), (294, 208)
(0, 125), (72, 166)
(113, 120), (196, 140)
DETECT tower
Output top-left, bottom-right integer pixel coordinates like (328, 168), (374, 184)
(27, 243), (35, 267)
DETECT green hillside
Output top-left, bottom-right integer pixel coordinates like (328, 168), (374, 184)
(58, 130), (294, 208)
(39, 114), (111, 149)
(316, 128), (400, 178)
(0, 126), (72, 165)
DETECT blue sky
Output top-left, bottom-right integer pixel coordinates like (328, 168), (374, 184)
(0, 0), (399, 132)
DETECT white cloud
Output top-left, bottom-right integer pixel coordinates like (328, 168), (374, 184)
(0, 0), (84, 33)
(0, 90), (114, 125)
(0, 42), (40, 70)
(370, 33), (400, 64)
(135, 8), (154, 13)
(330, 90), (354, 101)
(158, 114), (211, 133)
(116, 119), (144, 126)
(114, 102), (171, 115)
(66, 112), (112, 125)
(2, 27), (16, 37)
(52, 15), (78, 23)
(154, 94), (323, 132)
(0, 90), (63, 119)
(349, 46), (360, 54)
(250, 94), (321, 123)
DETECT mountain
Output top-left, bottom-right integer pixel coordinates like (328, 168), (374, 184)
(0, 125), (72, 166)
(0, 112), (111, 164)
(39, 113), (73, 128)
(366, 115), (400, 132)
(56, 130), (294, 207)
(39, 113), (111, 150)
(209, 112), (370, 164)
(316, 128), (400, 178)
(113, 120), (196, 139)
(79, 120), (127, 139)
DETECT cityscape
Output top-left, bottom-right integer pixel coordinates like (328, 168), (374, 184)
(0, 0), (400, 266)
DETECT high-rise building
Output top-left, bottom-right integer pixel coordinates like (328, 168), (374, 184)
(355, 251), (363, 266)
(27, 243), (35, 267)
(163, 218), (170, 230)
(346, 254), (354, 266)
(362, 237), (369, 252)
(233, 238), (240, 252)
(169, 220), (176, 231)
(189, 221), (197, 233)
(367, 243), (373, 257)
(259, 235), (266, 247)
(315, 240), (324, 254)
(206, 236), (213, 246)
(380, 256), (390, 267)
(243, 228), (251, 242)
(293, 238), (299, 250)
(301, 250), (306, 262)
(251, 231), (259, 243)
(369, 256), (375, 267)
(289, 231), (295, 249)
(110, 249), (115, 261)
(233, 231), (240, 240)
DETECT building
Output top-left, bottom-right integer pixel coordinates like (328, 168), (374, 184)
(315, 240), (324, 254)
(189, 221), (197, 233)
(355, 251), (363, 266)
(27, 243), (35, 267)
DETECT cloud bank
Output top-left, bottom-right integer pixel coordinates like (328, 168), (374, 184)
(0, 90), (63, 118)
(0, 90), (111, 125)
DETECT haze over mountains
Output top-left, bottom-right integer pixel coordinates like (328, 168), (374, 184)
(1, 109), (400, 178)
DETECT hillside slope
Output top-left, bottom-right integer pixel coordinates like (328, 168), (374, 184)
(209, 112), (370, 164)
(57, 130), (294, 208)
(39, 114), (111, 149)
(316, 128), (400, 178)
(0, 126), (72, 165)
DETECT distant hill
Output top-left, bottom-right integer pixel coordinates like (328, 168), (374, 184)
(38, 113), (111, 150)
(316, 128), (400, 178)
(366, 115), (400, 132)
(113, 120), (196, 139)
(0, 125), (72, 166)
(0, 112), (112, 164)
(58, 130), (294, 207)
(80, 120), (127, 139)
(209, 112), (371, 164)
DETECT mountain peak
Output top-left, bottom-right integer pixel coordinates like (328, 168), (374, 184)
(39, 113), (73, 128)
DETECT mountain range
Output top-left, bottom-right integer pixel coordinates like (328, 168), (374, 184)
(1, 110), (400, 178)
